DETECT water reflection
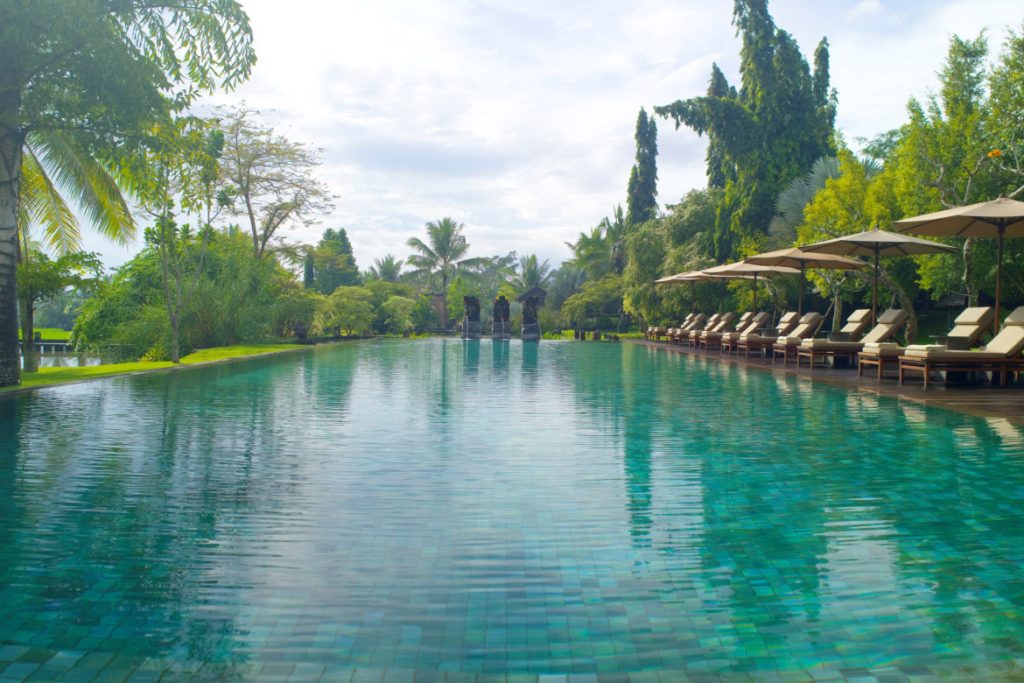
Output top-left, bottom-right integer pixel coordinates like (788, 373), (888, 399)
(22, 353), (105, 368)
(0, 341), (1023, 676)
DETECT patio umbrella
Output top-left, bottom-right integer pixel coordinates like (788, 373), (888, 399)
(654, 269), (723, 310)
(893, 196), (1024, 331)
(701, 261), (799, 311)
(800, 228), (957, 326)
(744, 247), (864, 315)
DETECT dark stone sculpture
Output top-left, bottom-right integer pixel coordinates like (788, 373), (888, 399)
(462, 296), (481, 340)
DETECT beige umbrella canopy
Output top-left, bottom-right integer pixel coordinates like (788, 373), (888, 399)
(702, 261), (799, 311)
(744, 247), (864, 315)
(894, 196), (1024, 331)
(800, 228), (957, 325)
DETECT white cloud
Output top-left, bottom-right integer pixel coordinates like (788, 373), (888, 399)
(79, 0), (1023, 272)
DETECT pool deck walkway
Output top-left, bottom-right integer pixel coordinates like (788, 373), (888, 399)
(631, 338), (1024, 426)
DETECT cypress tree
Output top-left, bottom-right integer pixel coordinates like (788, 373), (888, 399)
(655, 0), (835, 259)
(626, 108), (659, 226)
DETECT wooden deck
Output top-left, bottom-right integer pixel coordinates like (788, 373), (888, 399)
(632, 339), (1024, 426)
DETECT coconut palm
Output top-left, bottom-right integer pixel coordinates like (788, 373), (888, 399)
(18, 130), (135, 371)
(369, 254), (404, 282)
(0, 0), (255, 385)
(406, 218), (485, 327)
(510, 254), (552, 292)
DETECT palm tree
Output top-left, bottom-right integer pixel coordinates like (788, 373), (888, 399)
(370, 254), (404, 282)
(566, 206), (627, 280)
(18, 130), (135, 371)
(510, 254), (552, 292)
(0, 1), (254, 385)
(566, 227), (612, 280)
(406, 218), (485, 327)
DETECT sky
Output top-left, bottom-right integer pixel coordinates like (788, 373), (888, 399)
(85, 0), (1024, 272)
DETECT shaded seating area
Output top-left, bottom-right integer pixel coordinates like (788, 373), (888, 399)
(697, 311), (747, 350)
(720, 312), (770, 354)
(771, 312), (825, 364)
(689, 312), (735, 348)
(670, 313), (711, 344)
(679, 313), (729, 348)
(898, 306), (1024, 388)
(648, 313), (693, 341)
(858, 306), (994, 380)
(736, 311), (801, 357)
(796, 308), (907, 370)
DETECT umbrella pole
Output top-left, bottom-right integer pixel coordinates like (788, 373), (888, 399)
(872, 249), (879, 327)
(996, 226), (1004, 333)
(752, 273), (758, 311)
(799, 264), (805, 316)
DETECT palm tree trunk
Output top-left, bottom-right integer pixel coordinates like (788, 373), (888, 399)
(441, 271), (449, 329)
(0, 95), (24, 386)
(19, 294), (36, 373)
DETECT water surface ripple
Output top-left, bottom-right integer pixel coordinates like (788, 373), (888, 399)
(1, 339), (1024, 678)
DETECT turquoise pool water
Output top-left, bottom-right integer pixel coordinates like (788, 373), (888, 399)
(1, 339), (1024, 681)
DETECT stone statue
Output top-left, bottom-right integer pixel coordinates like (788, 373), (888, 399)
(522, 295), (538, 325)
(462, 296), (481, 339)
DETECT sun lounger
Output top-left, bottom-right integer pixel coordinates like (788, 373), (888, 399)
(858, 306), (994, 380)
(736, 312), (800, 357)
(721, 312), (771, 354)
(796, 309), (907, 369)
(898, 306), (1024, 388)
(771, 312), (825, 364)
(690, 312), (736, 348)
(652, 313), (694, 341)
(670, 313), (709, 344)
(698, 311), (749, 350)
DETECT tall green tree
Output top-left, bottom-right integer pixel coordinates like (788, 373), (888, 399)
(0, 0), (255, 385)
(217, 106), (335, 259)
(310, 228), (359, 294)
(17, 250), (103, 371)
(626, 108), (658, 226)
(135, 119), (225, 363)
(886, 34), (1007, 305)
(655, 0), (835, 260)
(988, 23), (1024, 198)
(406, 217), (484, 327)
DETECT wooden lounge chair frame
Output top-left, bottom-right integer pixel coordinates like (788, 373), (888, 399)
(858, 306), (994, 380)
(796, 309), (906, 370)
(736, 312), (800, 358)
(698, 312), (749, 351)
(898, 306), (1024, 388)
(689, 312), (735, 348)
(721, 312), (771, 354)
(772, 312), (825, 364)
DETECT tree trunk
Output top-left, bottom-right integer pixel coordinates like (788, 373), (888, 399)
(441, 271), (449, 330)
(831, 290), (843, 333)
(962, 237), (976, 305)
(877, 268), (918, 344)
(169, 314), (180, 363)
(20, 294), (36, 373)
(0, 94), (24, 386)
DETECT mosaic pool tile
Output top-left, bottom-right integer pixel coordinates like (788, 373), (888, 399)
(2, 341), (1024, 681)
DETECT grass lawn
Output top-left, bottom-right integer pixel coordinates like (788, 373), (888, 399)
(20, 328), (72, 341)
(8, 343), (306, 393)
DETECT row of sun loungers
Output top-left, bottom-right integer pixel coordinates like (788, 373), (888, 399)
(646, 305), (1024, 388)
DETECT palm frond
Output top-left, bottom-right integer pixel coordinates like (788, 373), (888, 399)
(27, 130), (136, 250)
(20, 145), (81, 254)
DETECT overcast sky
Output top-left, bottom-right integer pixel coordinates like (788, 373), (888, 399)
(86, 0), (1024, 271)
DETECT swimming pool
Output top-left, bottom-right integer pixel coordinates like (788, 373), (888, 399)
(1, 339), (1023, 680)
